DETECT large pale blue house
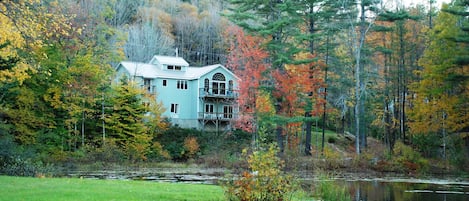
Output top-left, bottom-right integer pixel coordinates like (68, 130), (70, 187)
(115, 55), (238, 131)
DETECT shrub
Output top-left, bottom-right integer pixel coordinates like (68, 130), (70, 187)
(223, 144), (295, 201)
(447, 135), (469, 170)
(327, 135), (337, 144)
(323, 147), (343, 169)
(315, 176), (351, 201)
(183, 136), (200, 158)
(0, 134), (56, 177)
(86, 139), (126, 163)
(391, 141), (429, 174)
(147, 141), (171, 161)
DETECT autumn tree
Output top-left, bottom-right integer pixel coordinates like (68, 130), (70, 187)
(272, 52), (325, 152)
(409, 2), (469, 161)
(106, 78), (152, 162)
(225, 26), (271, 146)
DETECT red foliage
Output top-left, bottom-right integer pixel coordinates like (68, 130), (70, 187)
(225, 26), (270, 133)
(272, 53), (326, 117)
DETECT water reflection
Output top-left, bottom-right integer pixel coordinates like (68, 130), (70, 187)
(336, 180), (469, 201)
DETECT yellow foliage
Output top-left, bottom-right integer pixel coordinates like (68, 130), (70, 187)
(255, 90), (275, 116)
(183, 137), (200, 157)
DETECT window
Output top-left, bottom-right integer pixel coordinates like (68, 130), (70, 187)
(223, 106), (233, 119)
(163, 80), (167, 86)
(204, 78), (209, 93)
(213, 73), (226, 81)
(212, 73), (226, 95)
(177, 80), (188, 89)
(205, 104), (214, 113)
(228, 80), (233, 91)
(167, 65), (182, 71)
(212, 82), (218, 94)
(143, 78), (152, 93)
(220, 83), (226, 95)
(171, 103), (178, 113)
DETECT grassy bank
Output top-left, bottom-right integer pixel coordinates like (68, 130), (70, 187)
(0, 176), (224, 201)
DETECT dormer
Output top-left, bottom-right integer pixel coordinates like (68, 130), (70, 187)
(149, 55), (189, 71)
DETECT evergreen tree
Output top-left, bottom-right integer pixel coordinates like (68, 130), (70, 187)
(106, 78), (152, 161)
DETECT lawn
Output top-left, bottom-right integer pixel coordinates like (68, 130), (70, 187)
(0, 176), (224, 201)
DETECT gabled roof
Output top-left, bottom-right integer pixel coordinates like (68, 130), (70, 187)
(149, 55), (189, 67)
(118, 61), (237, 80)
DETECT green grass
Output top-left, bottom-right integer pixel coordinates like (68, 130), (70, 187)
(0, 176), (224, 201)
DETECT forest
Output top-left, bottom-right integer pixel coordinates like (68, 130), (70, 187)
(0, 0), (468, 178)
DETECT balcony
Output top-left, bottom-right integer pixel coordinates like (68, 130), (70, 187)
(198, 112), (237, 121)
(199, 88), (238, 99)
(141, 85), (157, 94)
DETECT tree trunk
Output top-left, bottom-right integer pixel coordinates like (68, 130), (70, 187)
(305, 112), (312, 155)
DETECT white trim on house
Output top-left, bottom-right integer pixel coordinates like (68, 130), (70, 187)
(118, 62), (234, 80)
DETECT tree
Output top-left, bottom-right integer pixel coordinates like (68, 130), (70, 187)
(225, 26), (270, 142)
(339, 0), (382, 154)
(409, 2), (469, 160)
(124, 6), (175, 62)
(106, 78), (151, 161)
(272, 52), (325, 152)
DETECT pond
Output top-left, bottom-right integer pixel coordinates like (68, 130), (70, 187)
(67, 168), (469, 201)
(333, 179), (469, 201)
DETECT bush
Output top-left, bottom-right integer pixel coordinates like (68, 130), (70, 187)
(223, 145), (296, 201)
(147, 141), (171, 161)
(323, 147), (343, 169)
(327, 135), (337, 144)
(447, 135), (469, 170)
(391, 141), (429, 174)
(157, 127), (203, 161)
(0, 135), (56, 177)
(1, 157), (56, 177)
(412, 132), (440, 158)
(315, 176), (351, 201)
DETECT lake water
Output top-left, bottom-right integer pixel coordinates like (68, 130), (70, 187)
(68, 169), (469, 200)
(334, 179), (469, 201)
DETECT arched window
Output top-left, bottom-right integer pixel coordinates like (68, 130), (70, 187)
(212, 73), (226, 81)
(212, 73), (226, 95)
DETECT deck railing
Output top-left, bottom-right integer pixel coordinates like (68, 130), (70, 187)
(199, 88), (238, 99)
(198, 112), (237, 120)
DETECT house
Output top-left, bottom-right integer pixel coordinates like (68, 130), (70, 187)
(115, 55), (239, 131)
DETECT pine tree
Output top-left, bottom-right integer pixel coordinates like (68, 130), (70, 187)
(106, 78), (152, 161)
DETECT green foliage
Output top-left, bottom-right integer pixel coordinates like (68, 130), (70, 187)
(157, 127), (218, 161)
(391, 141), (429, 174)
(447, 135), (469, 170)
(224, 144), (295, 201)
(78, 140), (126, 163)
(105, 81), (151, 162)
(411, 133), (441, 158)
(0, 134), (56, 177)
(315, 177), (351, 201)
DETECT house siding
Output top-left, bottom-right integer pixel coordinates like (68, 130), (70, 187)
(115, 56), (238, 131)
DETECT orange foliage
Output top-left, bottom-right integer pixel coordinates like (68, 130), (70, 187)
(183, 136), (200, 157)
(225, 26), (270, 133)
(271, 52), (326, 150)
(272, 52), (325, 117)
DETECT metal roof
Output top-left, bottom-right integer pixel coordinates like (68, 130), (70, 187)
(150, 55), (189, 67)
(118, 62), (228, 80)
